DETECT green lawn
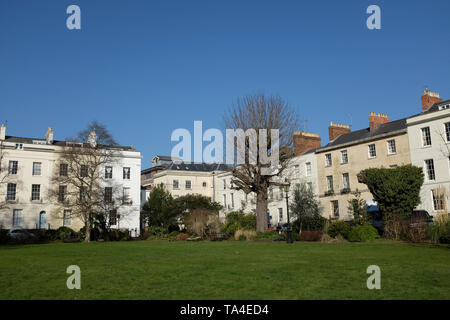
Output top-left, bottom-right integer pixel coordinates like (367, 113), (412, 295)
(0, 241), (449, 300)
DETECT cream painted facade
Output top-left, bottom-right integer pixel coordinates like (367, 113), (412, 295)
(0, 126), (141, 233)
(407, 105), (450, 216)
(152, 170), (217, 199)
(316, 129), (411, 220)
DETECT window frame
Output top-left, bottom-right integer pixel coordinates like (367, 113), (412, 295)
(31, 184), (41, 201)
(59, 163), (68, 177)
(325, 154), (332, 167)
(421, 127), (432, 147)
(123, 167), (131, 180)
(105, 166), (113, 179)
(326, 175), (334, 192)
(8, 161), (18, 175)
(6, 183), (16, 201)
(368, 144), (377, 159)
(305, 162), (312, 176)
(63, 210), (72, 226)
(424, 159), (436, 181)
(32, 162), (42, 176)
(80, 165), (88, 178)
(445, 122), (450, 142)
(104, 187), (113, 202)
(387, 139), (396, 155)
(12, 209), (23, 227)
(341, 150), (348, 164)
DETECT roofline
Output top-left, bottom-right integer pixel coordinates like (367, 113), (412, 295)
(3, 135), (138, 152)
(316, 128), (407, 153)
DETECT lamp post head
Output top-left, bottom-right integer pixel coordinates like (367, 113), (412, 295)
(283, 178), (291, 193)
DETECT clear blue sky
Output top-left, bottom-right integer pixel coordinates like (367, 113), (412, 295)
(1, 0), (449, 168)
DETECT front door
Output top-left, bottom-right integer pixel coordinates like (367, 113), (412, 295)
(39, 211), (46, 229)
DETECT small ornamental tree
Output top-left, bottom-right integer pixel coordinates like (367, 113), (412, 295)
(290, 182), (325, 232)
(357, 165), (424, 218)
(141, 185), (178, 232)
(174, 194), (222, 218)
(347, 189), (370, 225)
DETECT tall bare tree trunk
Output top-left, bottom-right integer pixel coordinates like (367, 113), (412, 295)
(256, 189), (268, 232)
(85, 219), (91, 243)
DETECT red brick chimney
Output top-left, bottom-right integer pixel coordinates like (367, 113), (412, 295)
(421, 89), (442, 111)
(293, 132), (321, 156)
(328, 122), (350, 141)
(369, 112), (390, 131)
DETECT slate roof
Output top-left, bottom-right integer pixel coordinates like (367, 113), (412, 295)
(317, 118), (408, 152)
(422, 99), (450, 114)
(3, 136), (136, 151)
(164, 162), (232, 172)
(153, 155), (178, 161)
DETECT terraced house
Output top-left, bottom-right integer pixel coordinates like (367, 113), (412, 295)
(316, 115), (411, 220)
(0, 124), (141, 234)
(407, 91), (450, 216)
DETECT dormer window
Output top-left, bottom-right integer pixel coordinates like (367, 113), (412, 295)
(15, 143), (23, 150)
(438, 104), (450, 111)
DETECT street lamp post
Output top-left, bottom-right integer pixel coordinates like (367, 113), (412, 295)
(283, 179), (293, 244)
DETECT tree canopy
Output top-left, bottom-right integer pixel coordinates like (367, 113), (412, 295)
(358, 165), (424, 218)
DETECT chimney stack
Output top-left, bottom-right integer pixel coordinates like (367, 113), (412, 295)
(369, 112), (390, 131)
(293, 131), (321, 156)
(87, 131), (97, 147)
(328, 122), (350, 141)
(0, 123), (5, 140)
(421, 89), (442, 111)
(45, 127), (54, 144)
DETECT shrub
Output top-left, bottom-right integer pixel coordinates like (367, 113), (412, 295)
(299, 230), (323, 242)
(169, 231), (180, 238)
(234, 229), (256, 241)
(221, 211), (256, 236)
(327, 220), (351, 239)
(255, 230), (279, 240)
(184, 209), (218, 237)
(56, 226), (76, 240)
(348, 225), (379, 242)
(427, 214), (450, 244)
(147, 225), (169, 238)
(320, 233), (334, 243)
(0, 229), (9, 244)
(176, 233), (190, 241)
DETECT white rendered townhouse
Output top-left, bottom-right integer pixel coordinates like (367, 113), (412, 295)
(406, 94), (450, 216)
(0, 124), (141, 234)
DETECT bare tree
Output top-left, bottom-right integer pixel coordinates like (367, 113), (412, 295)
(224, 93), (300, 232)
(50, 124), (129, 242)
(77, 120), (118, 146)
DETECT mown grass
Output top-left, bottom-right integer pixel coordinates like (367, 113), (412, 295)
(0, 241), (448, 300)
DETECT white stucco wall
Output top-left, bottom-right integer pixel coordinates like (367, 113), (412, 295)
(0, 138), (141, 234)
(407, 108), (450, 216)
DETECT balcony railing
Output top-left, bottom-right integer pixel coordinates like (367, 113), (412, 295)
(340, 188), (351, 195)
(324, 190), (334, 197)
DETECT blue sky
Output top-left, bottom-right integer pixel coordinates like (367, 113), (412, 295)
(1, 0), (449, 168)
